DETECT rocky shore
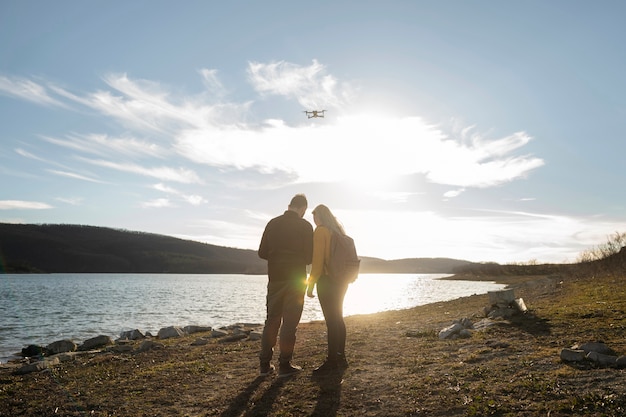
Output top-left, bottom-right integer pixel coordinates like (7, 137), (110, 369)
(2, 271), (626, 416)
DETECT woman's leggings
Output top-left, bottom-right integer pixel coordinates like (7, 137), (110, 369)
(317, 275), (349, 358)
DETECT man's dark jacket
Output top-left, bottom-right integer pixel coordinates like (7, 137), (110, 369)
(258, 210), (313, 278)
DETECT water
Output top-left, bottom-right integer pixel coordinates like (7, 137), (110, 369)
(0, 273), (505, 363)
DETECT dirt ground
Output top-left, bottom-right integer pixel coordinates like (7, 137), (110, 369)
(2, 272), (626, 416)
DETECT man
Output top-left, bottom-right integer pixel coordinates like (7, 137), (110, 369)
(258, 194), (314, 377)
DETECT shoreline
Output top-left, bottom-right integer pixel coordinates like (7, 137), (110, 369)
(0, 275), (537, 367)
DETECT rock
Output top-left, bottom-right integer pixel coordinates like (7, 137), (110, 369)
(119, 329), (145, 340)
(473, 318), (496, 331)
(157, 326), (185, 339)
(488, 289), (516, 306)
(211, 328), (229, 338)
(136, 340), (164, 353)
(458, 329), (473, 338)
(616, 356), (626, 368)
(560, 348), (586, 362)
(191, 337), (210, 346)
(46, 339), (77, 355)
(184, 325), (212, 334)
(21, 344), (48, 358)
(514, 298), (528, 313)
(248, 330), (262, 341)
(107, 344), (134, 353)
(576, 342), (615, 355)
(13, 357), (60, 375)
(586, 351), (618, 367)
(439, 323), (464, 339)
(218, 333), (248, 343)
(79, 335), (113, 351)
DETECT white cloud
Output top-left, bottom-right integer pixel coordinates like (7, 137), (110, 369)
(81, 158), (202, 184)
(47, 169), (106, 183)
(4, 63), (543, 192)
(443, 189), (465, 198)
(55, 197), (84, 205)
(0, 200), (53, 210)
(0, 76), (67, 107)
(247, 59), (350, 109)
(141, 198), (173, 208)
(41, 133), (167, 159)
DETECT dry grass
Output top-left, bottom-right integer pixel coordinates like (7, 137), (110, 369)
(2, 269), (626, 416)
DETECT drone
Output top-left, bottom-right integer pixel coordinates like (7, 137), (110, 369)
(303, 110), (326, 119)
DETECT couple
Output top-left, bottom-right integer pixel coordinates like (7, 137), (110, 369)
(258, 194), (351, 378)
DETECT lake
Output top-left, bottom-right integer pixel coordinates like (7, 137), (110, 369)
(0, 273), (505, 363)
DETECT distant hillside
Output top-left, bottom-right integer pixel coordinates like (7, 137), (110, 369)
(0, 223), (476, 274)
(0, 224), (266, 274)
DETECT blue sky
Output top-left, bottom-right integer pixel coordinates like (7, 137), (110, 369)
(1, 1), (625, 264)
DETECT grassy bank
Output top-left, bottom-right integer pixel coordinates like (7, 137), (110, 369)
(1, 267), (625, 416)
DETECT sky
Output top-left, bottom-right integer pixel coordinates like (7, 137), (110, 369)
(1, 1), (626, 264)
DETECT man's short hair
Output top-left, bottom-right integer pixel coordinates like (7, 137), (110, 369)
(289, 194), (308, 209)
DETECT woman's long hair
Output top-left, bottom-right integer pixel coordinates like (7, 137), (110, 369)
(312, 204), (346, 236)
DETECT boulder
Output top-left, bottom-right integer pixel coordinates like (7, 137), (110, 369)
(586, 351), (618, 367)
(136, 340), (164, 353)
(46, 339), (77, 355)
(560, 348), (586, 362)
(183, 325), (212, 334)
(157, 326), (185, 339)
(13, 357), (60, 375)
(21, 344), (48, 358)
(576, 342), (614, 356)
(119, 329), (145, 341)
(79, 335), (113, 351)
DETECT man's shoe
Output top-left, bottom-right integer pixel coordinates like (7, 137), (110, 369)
(259, 363), (275, 376)
(312, 359), (338, 375)
(278, 363), (302, 378)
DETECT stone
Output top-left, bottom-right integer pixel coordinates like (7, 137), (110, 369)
(488, 289), (516, 306)
(248, 330), (262, 341)
(586, 351), (618, 367)
(79, 335), (113, 351)
(560, 348), (586, 362)
(211, 328), (229, 338)
(136, 340), (164, 353)
(439, 322), (464, 339)
(119, 329), (145, 340)
(576, 342), (614, 355)
(616, 356), (626, 368)
(458, 329), (473, 338)
(218, 333), (248, 343)
(157, 326), (185, 339)
(472, 318), (496, 331)
(514, 298), (528, 312)
(191, 337), (210, 346)
(13, 357), (60, 375)
(21, 344), (47, 358)
(183, 325), (212, 335)
(46, 339), (77, 355)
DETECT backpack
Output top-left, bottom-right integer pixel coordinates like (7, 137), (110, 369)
(326, 232), (361, 283)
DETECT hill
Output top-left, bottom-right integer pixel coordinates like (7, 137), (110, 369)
(0, 223), (475, 274)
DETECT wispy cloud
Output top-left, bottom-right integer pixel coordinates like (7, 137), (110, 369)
(247, 59), (351, 109)
(150, 183), (207, 206)
(41, 133), (167, 159)
(0, 75), (68, 108)
(0, 200), (53, 210)
(141, 198), (174, 208)
(81, 158), (201, 184)
(47, 169), (106, 183)
(2, 63), (543, 191)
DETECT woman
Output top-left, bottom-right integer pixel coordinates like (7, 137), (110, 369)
(306, 204), (350, 374)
